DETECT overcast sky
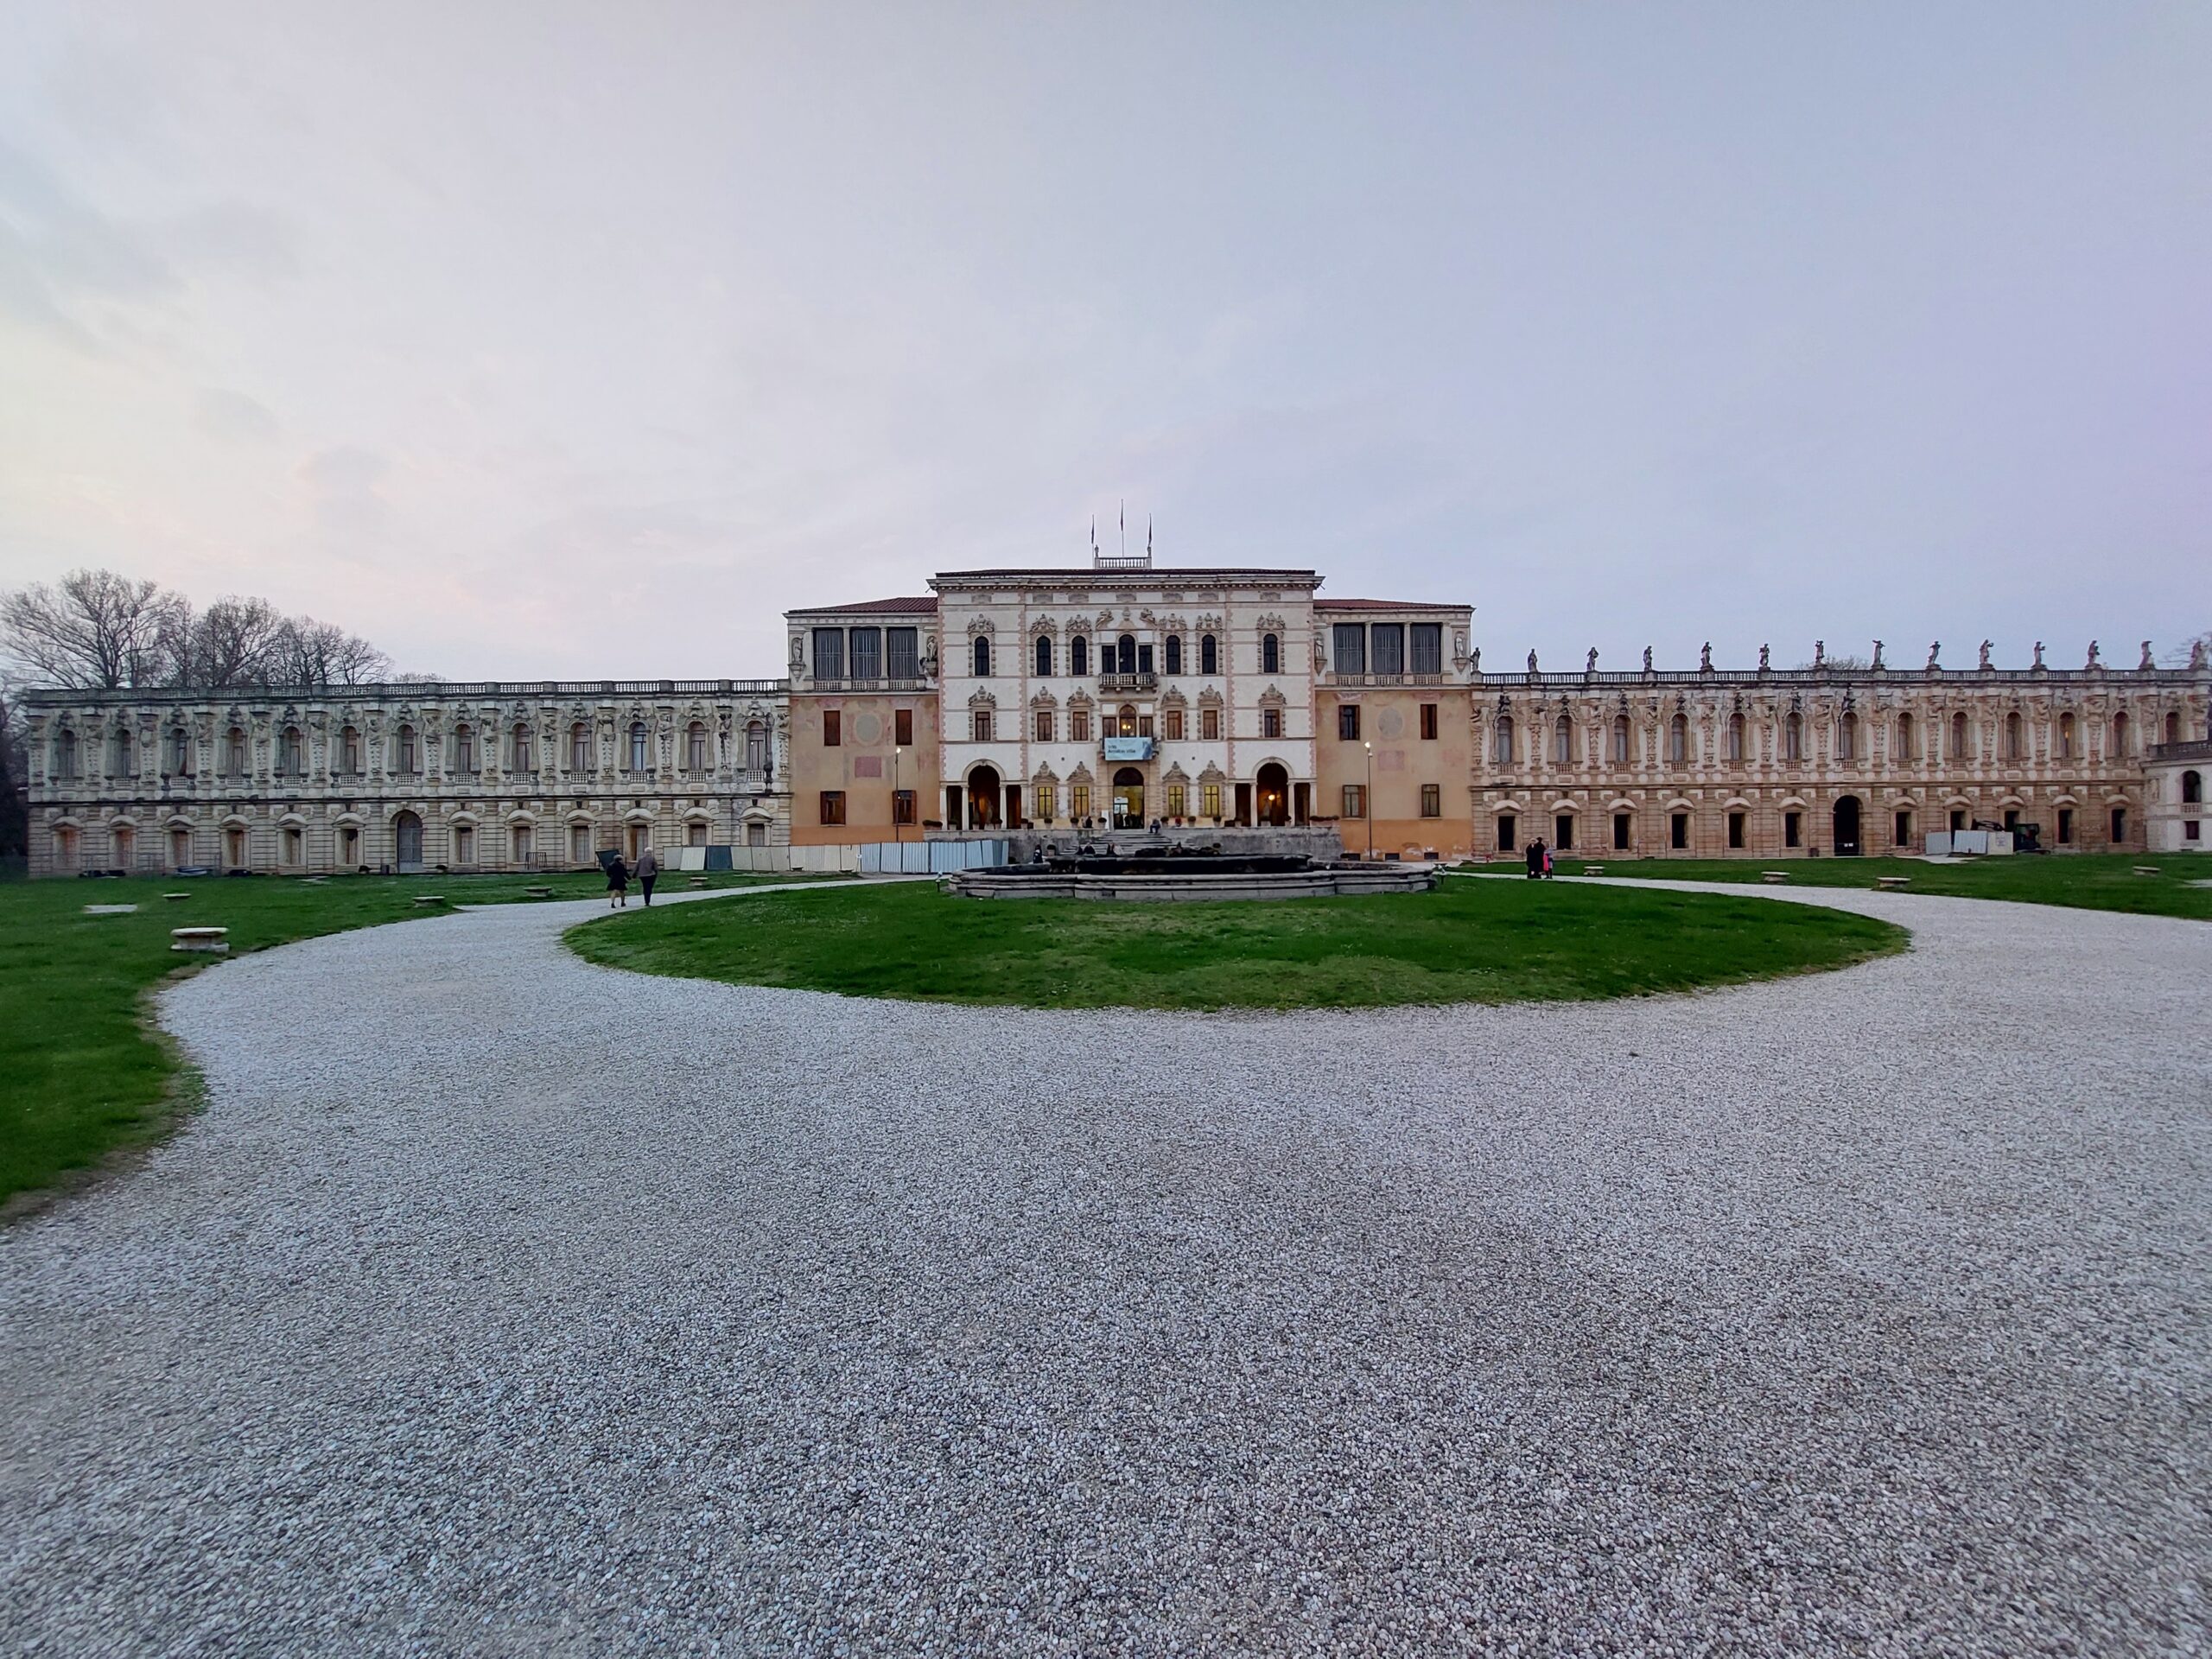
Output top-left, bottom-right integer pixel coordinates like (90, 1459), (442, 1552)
(3, 3), (2207, 680)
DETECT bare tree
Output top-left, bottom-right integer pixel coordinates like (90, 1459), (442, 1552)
(268, 617), (391, 686)
(0, 570), (179, 689)
(0, 677), (27, 861)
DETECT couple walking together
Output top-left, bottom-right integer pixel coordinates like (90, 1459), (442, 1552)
(606, 845), (659, 907)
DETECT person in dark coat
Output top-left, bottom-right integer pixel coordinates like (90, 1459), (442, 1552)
(1525, 838), (1544, 879)
(634, 844), (659, 906)
(606, 854), (630, 908)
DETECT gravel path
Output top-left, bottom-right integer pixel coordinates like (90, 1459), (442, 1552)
(3, 879), (2208, 1656)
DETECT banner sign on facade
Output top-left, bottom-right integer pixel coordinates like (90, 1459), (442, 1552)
(1102, 736), (1156, 761)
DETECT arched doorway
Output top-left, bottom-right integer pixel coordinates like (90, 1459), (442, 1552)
(967, 765), (1001, 830)
(1112, 766), (1145, 828)
(1832, 795), (1862, 856)
(394, 810), (424, 871)
(1255, 762), (1289, 826)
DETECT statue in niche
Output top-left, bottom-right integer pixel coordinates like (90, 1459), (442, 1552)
(1979, 640), (1993, 670)
(1700, 642), (1713, 671)
(1758, 644), (1770, 671)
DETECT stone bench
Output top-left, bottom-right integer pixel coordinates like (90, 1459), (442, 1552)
(1761, 871), (1790, 884)
(689, 876), (710, 887)
(413, 895), (448, 906)
(525, 886), (554, 898)
(171, 927), (230, 954)
(2134, 866), (2162, 876)
(1581, 864), (1605, 876)
(162, 893), (191, 901)
(1876, 876), (1911, 890)
(85, 903), (139, 915)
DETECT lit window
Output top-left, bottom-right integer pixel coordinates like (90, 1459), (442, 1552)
(1071, 784), (1091, 819)
(1166, 783), (1185, 817)
(1031, 785), (1052, 823)
(1201, 782), (1222, 819)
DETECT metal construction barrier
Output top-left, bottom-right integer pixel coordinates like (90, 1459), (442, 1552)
(858, 839), (1008, 874)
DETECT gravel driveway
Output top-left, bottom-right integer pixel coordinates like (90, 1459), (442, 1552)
(3, 879), (2208, 1656)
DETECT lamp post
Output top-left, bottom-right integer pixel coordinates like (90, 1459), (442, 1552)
(892, 745), (901, 844)
(1363, 740), (1373, 859)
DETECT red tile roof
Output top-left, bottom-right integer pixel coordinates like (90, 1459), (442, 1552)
(785, 595), (938, 616)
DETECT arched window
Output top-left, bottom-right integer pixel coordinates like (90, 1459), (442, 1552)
(1033, 635), (1052, 678)
(1726, 713), (1745, 763)
(1116, 633), (1136, 675)
(2004, 711), (2024, 760)
(1164, 635), (1182, 677)
(395, 725), (417, 775)
(1199, 633), (1218, 676)
(686, 721), (709, 772)
(628, 721), (650, 772)
(280, 726), (304, 776)
(745, 720), (768, 771)
(112, 727), (135, 777)
(454, 724), (477, 772)
(2058, 712), (2075, 759)
(1611, 714), (1630, 764)
(340, 726), (361, 775)
(511, 723), (532, 771)
(1951, 712), (1969, 761)
(2183, 770), (2202, 805)
(2112, 710), (2130, 756)
(1553, 715), (1573, 765)
(569, 722), (592, 772)
(1838, 713), (1857, 761)
(168, 727), (192, 776)
(1669, 713), (1689, 766)
(54, 728), (79, 779)
(1071, 636), (1089, 677)
(1897, 712), (1916, 760)
(1262, 632), (1281, 675)
(1118, 702), (1138, 738)
(2166, 710), (2182, 745)
(972, 636), (993, 678)
(1493, 715), (1515, 765)
(1783, 712), (1803, 763)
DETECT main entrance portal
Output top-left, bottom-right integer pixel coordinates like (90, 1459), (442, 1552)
(1833, 795), (1862, 856)
(1112, 766), (1145, 829)
(967, 765), (1002, 830)
(1255, 762), (1290, 827)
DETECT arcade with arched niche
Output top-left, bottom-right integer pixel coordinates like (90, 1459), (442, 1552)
(1111, 766), (1145, 828)
(1255, 761), (1291, 826)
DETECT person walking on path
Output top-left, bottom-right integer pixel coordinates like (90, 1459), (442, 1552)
(606, 853), (630, 908)
(635, 844), (660, 906)
(1542, 842), (1555, 879)
(1524, 838), (1544, 880)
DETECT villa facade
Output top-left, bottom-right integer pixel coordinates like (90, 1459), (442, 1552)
(18, 553), (2210, 874)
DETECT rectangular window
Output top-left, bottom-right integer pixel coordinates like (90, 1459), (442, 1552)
(1419, 703), (1438, 741)
(1138, 715), (1154, 738)
(1071, 708), (1091, 741)
(893, 709), (913, 747)
(893, 789), (917, 825)
(1894, 809), (1913, 846)
(887, 628), (919, 679)
(1410, 623), (1443, 675)
(848, 627), (881, 679)
(1338, 704), (1361, 741)
(819, 791), (846, 826)
(1421, 784), (1440, 817)
(972, 709), (993, 742)
(811, 628), (845, 679)
(570, 824), (591, 863)
(1200, 708), (1220, 741)
(2003, 808), (2020, 833)
(2110, 806), (2127, 843)
(1332, 623), (1367, 675)
(1343, 785), (1367, 818)
(1165, 709), (1185, 741)
(1262, 707), (1281, 739)
(823, 710), (842, 747)
(2057, 807), (2073, 845)
(1555, 812), (1574, 850)
(1071, 784), (1091, 820)
(512, 827), (533, 865)
(1671, 810), (1689, 850)
(1786, 810), (1803, 848)
(1137, 642), (1154, 675)
(1370, 623), (1404, 675)
(1201, 782), (1222, 819)
(2185, 819), (2202, 842)
(1166, 783), (1186, 817)
(1728, 810), (1745, 849)
(1613, 812), (1630, 850)
(1497, 813), (1516, 852)
(454, 825), (474, 864)
(1034, 709), (1053, 741)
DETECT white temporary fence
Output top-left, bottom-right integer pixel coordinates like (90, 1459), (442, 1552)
(859, 839), (1009, 874)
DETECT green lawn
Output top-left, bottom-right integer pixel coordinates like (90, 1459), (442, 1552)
(564, 877), (1906, 1013)
(1508, 851), (2212, 920)
(0, 868), (811, 1211)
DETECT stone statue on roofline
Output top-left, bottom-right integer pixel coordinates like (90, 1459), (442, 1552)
(2033, 641), (2045, 669)
(1813, 639), (1825, 668)
(1471, 645), (1481, 672)
(1927, 640), (1941, 670)
(2193, 639), (2209, 671)
(2086, 639), (2100, 668)
(1872, 639), (1885, 670)
(1528, 648), (1538, 674)
(1979, 640), (1993, 670)
(1700, 642), (1713, 671)
(1758, 643), (1770, 671)
(1586, 646), (1599, 675)
(2140, 640), (2155, 671)
(1643, 645), (1654, 672)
